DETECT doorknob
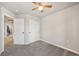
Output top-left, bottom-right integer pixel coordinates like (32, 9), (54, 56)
(22, 32), (24, 34)
(29, 32), (31, 33)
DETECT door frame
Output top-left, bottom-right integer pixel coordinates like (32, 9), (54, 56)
(4, 15), (14, 47)
(1, 10), (14, 51)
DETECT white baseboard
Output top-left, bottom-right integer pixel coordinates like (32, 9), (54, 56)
(24, 39), (40, 45)
(14, 39), (40, 45)
(41, 39), (79, 55)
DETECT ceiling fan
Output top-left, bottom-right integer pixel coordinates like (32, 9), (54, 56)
(32, 2), (52, 12)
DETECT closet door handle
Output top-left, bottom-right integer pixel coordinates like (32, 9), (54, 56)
(29, 32), (31, 33)
(22, 32), (24, 34)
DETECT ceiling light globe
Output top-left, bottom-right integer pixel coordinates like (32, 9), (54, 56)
(39, 6), (43, 11)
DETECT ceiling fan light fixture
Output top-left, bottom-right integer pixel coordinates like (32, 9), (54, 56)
(38, 6), (43, 11)
(32, 2), (52, 13)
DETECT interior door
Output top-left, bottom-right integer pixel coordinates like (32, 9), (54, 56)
(29, 17), (40, 42)
(14, 18), (24, 44)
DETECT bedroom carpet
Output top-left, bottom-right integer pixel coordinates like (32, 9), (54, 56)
(1, 40), (79, 56)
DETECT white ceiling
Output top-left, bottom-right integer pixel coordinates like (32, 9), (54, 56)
(0, 2), (79, 18)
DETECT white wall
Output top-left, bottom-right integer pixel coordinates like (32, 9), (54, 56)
(41, 4), (79, 54)
(0, 5), (4, 54)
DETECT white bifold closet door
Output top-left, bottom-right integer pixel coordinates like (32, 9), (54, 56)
(24, 15), (40, 44)
(28, 17), (40, 43)
(14, 18), (24, 44)
(14, 16), (40, 44)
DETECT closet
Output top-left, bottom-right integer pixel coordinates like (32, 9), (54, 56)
(14, 15), (40, 44)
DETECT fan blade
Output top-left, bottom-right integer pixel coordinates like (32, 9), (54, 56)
(32, 2), (42, 6)
(32, 2), (38, 5)
(43, 5), (52, 8)
(38, 2), (42, 6)
(32, 7), (38, 11)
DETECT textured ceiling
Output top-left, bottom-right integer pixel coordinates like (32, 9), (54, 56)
(0, 2), (79, 18)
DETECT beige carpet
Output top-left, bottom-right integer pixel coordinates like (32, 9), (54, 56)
(1, 40), (79, 56)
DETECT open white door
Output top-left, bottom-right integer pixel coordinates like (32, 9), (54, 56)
(14, 18), (24, 44)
